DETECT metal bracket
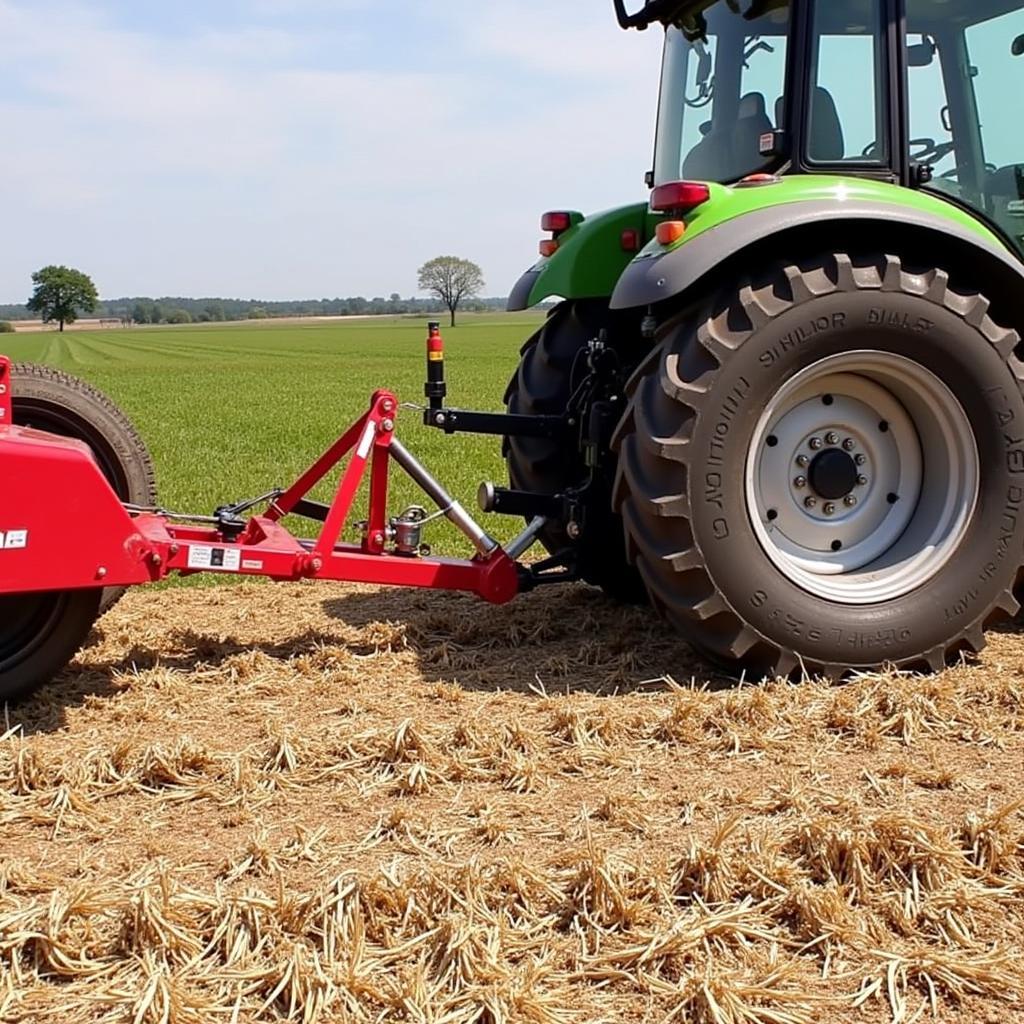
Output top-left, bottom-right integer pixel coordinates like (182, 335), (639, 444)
(0, 357), (10, 426)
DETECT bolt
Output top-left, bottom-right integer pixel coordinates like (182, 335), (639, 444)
(96, 567), (108, 579)
(0, 384), (6, 395)
(169, 543), (180, 557)
(796, 454), (809, 468)
(380, 418), (395, 432)
(794, 476), (807, 488)
(842, 438), (855, 451)
(435, 412), (446, 426)
(824, 503), (836, 516)
(855, 454), (867, 466)
(149, 552), (162, 567)
(804, 496), (817, 510)
(372, 531), (385, 546)
(825, 432), (839, 446)
(566, 521), (582, 540)
(309, 556), (323, 573)
(382, 399), (394, 412)
(809, 437), (823, 450)
(857, 475), (868, 486)
(844, 495), (857, 507)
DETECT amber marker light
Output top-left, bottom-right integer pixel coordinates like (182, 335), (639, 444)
(539, 239), (559, 257)
(655, 221), (686, 246)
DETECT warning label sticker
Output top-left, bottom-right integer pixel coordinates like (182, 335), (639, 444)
(187, 546), (241, 572)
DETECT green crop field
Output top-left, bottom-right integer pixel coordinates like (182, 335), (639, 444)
(3, 314), (546, 562)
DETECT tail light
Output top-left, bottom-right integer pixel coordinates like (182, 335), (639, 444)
(541, 211), (572, 234)
(650, 181), (711, 214)
(540, 210), (583, 235)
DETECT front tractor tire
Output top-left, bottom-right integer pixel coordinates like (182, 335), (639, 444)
(614, 253), (1024, 678)
(504, 300), (644, 602)
(1, 364), (156, 703)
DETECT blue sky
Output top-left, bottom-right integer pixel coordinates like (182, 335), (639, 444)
(1, 0), (663, 302)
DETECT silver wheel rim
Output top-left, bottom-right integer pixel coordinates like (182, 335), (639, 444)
(745, 351), (979, 605)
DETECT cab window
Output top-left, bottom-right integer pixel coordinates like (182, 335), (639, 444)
(807, 0), (889, 165)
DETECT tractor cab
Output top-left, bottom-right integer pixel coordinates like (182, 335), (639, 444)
(635, 0), (1024, 256)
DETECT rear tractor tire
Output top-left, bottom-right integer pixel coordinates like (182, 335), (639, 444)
(1, 364), (156, 703)
(614, 253), (1024, 678)
(504, 300), (645, 603)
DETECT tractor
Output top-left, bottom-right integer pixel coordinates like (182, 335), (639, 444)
(503, 0), (1024, 677)
(3, 0), (1024, 698)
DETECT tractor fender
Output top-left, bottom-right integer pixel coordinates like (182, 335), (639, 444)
(609, 200), (1024, 320)
(507, 203), (651, 312)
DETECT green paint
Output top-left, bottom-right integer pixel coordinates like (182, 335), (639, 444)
(515, 175), (1011, 309)
(645, 175), (1006, 256)
(524, 204), (654, 308)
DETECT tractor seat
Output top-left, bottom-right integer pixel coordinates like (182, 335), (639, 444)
(731, 92), (774, 176)
(777, 89), (846, 161)
(682, 91), (774, 183)
(808, 86), (845, 161)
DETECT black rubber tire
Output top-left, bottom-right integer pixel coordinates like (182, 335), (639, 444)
(613, 253), (1024, 678)
(0, 590), (103, 704)
(10, 363), (156, 615)
(504, 301), (645, 603)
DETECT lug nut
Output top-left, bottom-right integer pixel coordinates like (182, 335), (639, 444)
(809, 437), (823, 450)
(794, 476), (807, 488)
(842, 438), (855, 451)
(825, 432), (839, 446)
(381, 418), (395, 432)
(844, 495), (857, 507)
(857, 475), (868, 486)
(804, 496), (817, 510)
(855, 454), (867, 466)
(795, 454), (809, 468)
(824, 502), (836, 515)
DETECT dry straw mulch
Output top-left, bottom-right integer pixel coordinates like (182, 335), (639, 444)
(1, 581), (1023, 1023)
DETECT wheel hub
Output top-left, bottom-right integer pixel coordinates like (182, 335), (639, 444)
(808, 447), (858, 500)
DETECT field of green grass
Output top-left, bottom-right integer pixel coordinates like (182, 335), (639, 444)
(2, 314), (545, 560)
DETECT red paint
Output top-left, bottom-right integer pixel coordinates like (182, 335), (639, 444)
(0, 377), (520, 605)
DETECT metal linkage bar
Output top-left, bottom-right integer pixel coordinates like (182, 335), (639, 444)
(389, 438), (499, 556)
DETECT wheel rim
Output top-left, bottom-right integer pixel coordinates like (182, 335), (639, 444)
(745, 351), (979, 605)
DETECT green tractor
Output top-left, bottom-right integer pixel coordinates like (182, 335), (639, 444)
(501, 0), (1024, 677)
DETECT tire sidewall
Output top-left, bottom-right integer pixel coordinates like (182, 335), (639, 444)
(681, 287), (1024, 667)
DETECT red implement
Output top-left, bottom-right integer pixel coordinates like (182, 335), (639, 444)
(0, 360), (520, 606)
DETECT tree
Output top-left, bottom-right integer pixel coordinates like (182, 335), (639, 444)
(417, 256), (484, 326)
(166, 308), (192, 324)
(26, 265), (98, 332)
(131, 302), (152, 325)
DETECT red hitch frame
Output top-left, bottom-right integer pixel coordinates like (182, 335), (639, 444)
(0, 354), (527, 605)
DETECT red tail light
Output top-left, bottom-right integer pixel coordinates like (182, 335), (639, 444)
(650, 181), (711, 214)
(539, 239), (559, 258)
(620, 229), (641, 252)
(541, 211), (572, 233)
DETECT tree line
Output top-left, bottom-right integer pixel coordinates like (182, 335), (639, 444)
(0, 293), (508, 324)
(7, 257), (491, 330)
